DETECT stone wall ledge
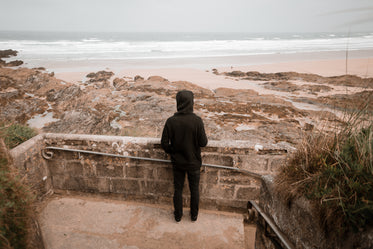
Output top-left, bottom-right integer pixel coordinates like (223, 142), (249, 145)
(42, 133), (292, 152)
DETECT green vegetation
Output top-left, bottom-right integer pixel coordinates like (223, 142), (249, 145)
(276, 113), (373, 238)
(0, 124), (37, 248)
(0, 123), (38, 149)
(0, 140), (34, 249)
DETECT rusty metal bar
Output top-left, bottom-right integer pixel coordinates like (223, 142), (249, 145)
(249, 200), (295, 249)
(42, 146), (262, 179)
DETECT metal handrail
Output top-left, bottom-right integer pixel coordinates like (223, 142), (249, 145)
(249, 200), (295, 249)
(42, 146), (262, 179)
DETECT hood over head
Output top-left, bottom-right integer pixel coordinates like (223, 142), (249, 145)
(176, 90), (194, 114)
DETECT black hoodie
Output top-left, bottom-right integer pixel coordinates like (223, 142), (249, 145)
(161, 90), (208, 170)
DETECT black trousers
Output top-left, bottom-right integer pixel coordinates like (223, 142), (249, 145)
(173, 168), (200, 219)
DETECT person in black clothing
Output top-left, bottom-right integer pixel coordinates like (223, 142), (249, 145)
(161, 90), (208, 222)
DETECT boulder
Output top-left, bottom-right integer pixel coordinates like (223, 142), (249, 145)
(113, 78), (128, 90)
(147, 76), (168, 82)
(134, 75), (144, 82)
(226, 71), (246, 77)
(46, 85), (82, 102)
(0, 50), (19, 68)
(86, 71), (114, 82)
(0, 76), (15, 89)
(0, 87), (23, 103)
(0, 49), (18, 58)
(5, 60), (23, 67)
(33, 67), (46, 71)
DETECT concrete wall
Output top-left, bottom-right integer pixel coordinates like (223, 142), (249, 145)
(255, 176), (373, 249)
(42, 133), (287, 212)
(11, 133), (288, 212)
(10, 134), (53, 198)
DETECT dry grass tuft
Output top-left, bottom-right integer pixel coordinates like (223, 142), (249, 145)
(0, 139), (35, 249)
(276, 106), (373, 240)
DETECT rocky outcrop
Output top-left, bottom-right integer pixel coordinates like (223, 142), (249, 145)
(0, 87), (24, 105)
(86, 70), (114, 88)
(46, 85), (82, 102)
(113, 78), (128, 90)
(3, 64), (367, 145)
(4, 60), (23, 67)
(225, 70), (373, 88)
(0, 49), (18, 58)
(0, 49), (23, 67)
(147, 75), (168, 82)
(226, 71), (247, 77)
(1, 97), (49, 124)
(0, 66), (299, 143)
(317, 90), (373, 111)
(0, 75), (15, 89)
(0, 66), (74, 125)
(86, 70), (114, 82)
(263, 81), (332, 94)
(134, 75), (144, 82)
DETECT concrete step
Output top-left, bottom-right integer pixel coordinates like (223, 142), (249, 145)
(39, 196), (255, 249)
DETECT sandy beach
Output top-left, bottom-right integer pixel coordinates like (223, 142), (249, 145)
(52, 50), (373, 91)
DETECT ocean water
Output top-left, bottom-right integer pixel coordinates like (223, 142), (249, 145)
(1, 31), (373, 69)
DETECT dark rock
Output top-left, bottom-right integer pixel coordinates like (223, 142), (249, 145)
(86, 71), (114, 82)
(86, 72), (96, 78)
(0, 98), (49, 124)
(5, 60), (23, 67)
(226, 71), (246, 77)
(0, 49), (18, 58)
(245, 71), (262, 77)
(0, 87), (23, 103)
(113, 78), (128, 90)
(0, 76), (15, 89)
(33, 67), (46, 71)
(0, 50), (19, 68)
(134, 75), (144, 82)
(46, 85), (82, 102)
(147, 76), (168, 82)
(263, 81), (300, 92)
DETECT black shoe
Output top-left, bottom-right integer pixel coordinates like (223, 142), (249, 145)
(175, 216), (182, 222)
(174, 211), (182, 222)
(191, 215), (198, 222)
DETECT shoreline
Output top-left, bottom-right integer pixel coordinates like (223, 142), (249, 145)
(9, 48), (371, 90)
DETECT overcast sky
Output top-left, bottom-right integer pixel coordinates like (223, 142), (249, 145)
(0, 0), (372, 33)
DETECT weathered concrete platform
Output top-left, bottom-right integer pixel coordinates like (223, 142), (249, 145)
(39, 196), (254, 249)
